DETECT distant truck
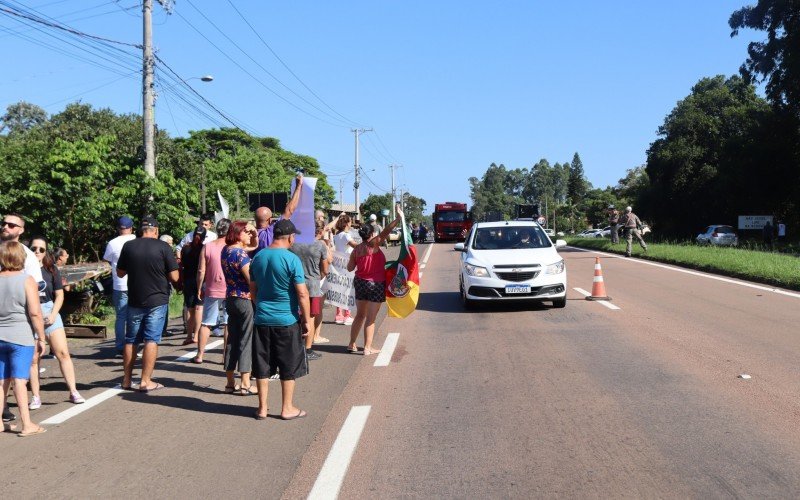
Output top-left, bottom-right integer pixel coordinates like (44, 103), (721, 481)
(433, 202), (472, 242)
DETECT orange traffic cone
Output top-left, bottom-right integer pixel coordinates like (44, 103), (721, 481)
(585, 257), (611, 301)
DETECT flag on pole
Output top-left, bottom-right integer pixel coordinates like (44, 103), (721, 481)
(384, 213), (420, 318)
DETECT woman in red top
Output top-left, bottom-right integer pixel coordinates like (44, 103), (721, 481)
(346, 206), (403, 355)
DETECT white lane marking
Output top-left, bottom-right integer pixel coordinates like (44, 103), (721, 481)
(573, 287), (621, 310)
(373, 333), (399, 367)
(421, 242), (434, 266)
(41, 387), (125, 425)
(308, 405), (372, 500)
(175, 339), (224, 362)
(568, 246), (800, 299)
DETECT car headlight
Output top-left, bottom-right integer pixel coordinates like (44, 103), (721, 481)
(545, 260), (565, 275)
(464, 263), (489, 277)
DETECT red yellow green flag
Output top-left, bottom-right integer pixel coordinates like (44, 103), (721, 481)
(384, 214), (420, 318)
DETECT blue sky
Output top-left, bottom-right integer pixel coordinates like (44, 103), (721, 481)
(1, 1), (758, 213)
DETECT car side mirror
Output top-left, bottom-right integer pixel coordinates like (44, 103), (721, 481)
(453, 243), (465, 252)
(555, 239), (567, 248)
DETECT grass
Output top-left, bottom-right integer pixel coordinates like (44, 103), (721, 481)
(565, 237), (800, 291)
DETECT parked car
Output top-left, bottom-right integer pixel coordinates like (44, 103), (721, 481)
(454, 221), (567, 309)
(577, 229), (601, 237)
(595, 226), (613, 238)
(696, 225), (738, 246)
(388, 228), (402, 245)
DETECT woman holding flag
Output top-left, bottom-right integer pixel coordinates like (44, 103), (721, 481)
(346, 204), (404, 355)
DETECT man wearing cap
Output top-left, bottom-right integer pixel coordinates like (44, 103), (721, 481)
(369, 214), (387, 248)
(618, 206), (648, 257)
(103, 216), (137, 357)
(608, 205), (620, 244)
(116, 216), (180, 392)
(254, 173), (304, 254)
(250, 219), (313, 420)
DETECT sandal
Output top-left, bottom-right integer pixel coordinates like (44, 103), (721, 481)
(223, 385), (236, 394)
(238, 386), (258, 396)
(19, 426), (47, 437)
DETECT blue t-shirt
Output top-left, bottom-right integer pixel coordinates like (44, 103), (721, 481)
(250, 247), (306, 327)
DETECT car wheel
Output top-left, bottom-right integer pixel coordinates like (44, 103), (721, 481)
(552, 296), (566, 308)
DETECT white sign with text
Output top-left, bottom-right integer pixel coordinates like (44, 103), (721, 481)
(321, 251), (357, 310)
(738, 215), (773, 230)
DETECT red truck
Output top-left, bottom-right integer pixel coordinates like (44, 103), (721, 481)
(432, 202), (472, 242)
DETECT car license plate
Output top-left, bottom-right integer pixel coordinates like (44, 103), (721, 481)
(505, 284), (531, 294)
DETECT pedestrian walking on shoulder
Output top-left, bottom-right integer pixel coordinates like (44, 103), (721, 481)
(618, 206), (647, 257)
(103, 216), (136, 357)
(0, 241), (48, 436)
(763, 221), (775, 251)
(116, 217), (179, 392)
(608, 205), (620, 244)
(250, 220), (312, 420)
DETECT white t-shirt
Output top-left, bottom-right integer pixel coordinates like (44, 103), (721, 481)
(333, 231), (355, 254)
(103, 234), (136, 291)
(175, 230), (217, 253)
(23, 244), (44, 284)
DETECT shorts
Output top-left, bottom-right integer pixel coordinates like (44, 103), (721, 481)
(0, 341), (35, 380)
(183, 280), (202, 308)
(252, 323), (308, 381)
(354, 277), (385, 303)
(41, 301), (65, 336)
(310, 296), (323, 317)
(201, 297), (228, 326)
(126, 304), (169, 344)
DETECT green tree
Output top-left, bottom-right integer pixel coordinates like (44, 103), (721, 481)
(469, 163), (516, 220)
(0, 101), (47, 134)
(360, 193), (392, 223)
(567, 153), (588, 205)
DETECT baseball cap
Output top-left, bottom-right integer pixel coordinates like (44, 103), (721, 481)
(140, 216), (159, 228)
(369, 214), (377, 221)
(273, 219), (301, 237)
(117, 216), (134, 229)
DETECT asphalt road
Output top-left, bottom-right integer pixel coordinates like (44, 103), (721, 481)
(3, 242), (800, 499)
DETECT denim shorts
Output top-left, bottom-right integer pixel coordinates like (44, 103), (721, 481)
(201, 297), (228, 326)
(126, 304), (169, 344)
(41, 300), (65, 336)
(0, 341), (35, 380)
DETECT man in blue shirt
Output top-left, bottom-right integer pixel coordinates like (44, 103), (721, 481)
(249, 219), (313, 420)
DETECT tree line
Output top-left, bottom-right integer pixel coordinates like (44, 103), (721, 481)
(0, 102), (336, 260)
(470, 0), (799, 239)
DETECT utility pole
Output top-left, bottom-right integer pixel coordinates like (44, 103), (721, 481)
(142, 0), (173, 182)
(351, 128), (372, 222)
(339, 179), (344, 209)
(389, 164), (401, 209)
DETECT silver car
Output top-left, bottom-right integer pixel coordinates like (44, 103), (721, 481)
(696, 225), (738, 246)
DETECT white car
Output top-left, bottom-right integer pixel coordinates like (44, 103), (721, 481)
(454, 221), (567, 309)
(577, 229), (601, 237)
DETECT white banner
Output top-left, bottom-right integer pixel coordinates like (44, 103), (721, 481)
(322, 251), (356, 310)
(291, 176), (318, 244)
(738, 215), (773, 230)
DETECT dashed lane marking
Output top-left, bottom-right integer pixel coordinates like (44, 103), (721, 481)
(308, 405), (372, 500)
(573, 287), (621, 310)
(373, 333), (399, 367)
(568, 246), (800, 300)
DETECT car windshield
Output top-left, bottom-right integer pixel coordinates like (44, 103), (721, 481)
(471, 226), (551, 250)
(435, 211), (466, 222)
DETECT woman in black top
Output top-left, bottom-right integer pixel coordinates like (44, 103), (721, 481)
(180, 226), (206, 345)
(28, 236), (85, 409)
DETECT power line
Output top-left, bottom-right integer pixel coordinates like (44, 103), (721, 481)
(224, 0), (362, 128)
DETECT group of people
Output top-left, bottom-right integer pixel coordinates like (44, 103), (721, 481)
(607, 205), (648, 257)
(1, 173), (407, 431)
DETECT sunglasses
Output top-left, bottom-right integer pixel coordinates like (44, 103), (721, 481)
(31, 246), (47, 253)
(2, 221), (22, 229)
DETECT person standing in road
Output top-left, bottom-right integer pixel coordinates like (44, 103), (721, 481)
(116, 216), (179, 392)
(103, 216), (136, 358)
(193, 218), (231, 364)
(608, 205), (620, 244)
(347, 205), (404, 356)
(0, 241), (47, 436)
(290, 221), (331, 355)
(180, 226), (207, 346)
(618, 206), (648, 257)
(333, 214), (357, 325)
(250, 219), (313, 420)
(254, 174), (304, 254)
(27, 236), (84, 409)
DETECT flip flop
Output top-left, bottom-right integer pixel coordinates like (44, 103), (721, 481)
(3, 422), (17, 432)
(346, 346), (359, 354)
(139, 383), (165, 393)
(19, 426), (47, 437)
(254, 412), (268, 421)
(280, 410), (307, 421)
(313, 337), (330, 344)
(223, 385), (236, 394)
(238, 386), (258, 396)
(181, 339), (196, 346)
